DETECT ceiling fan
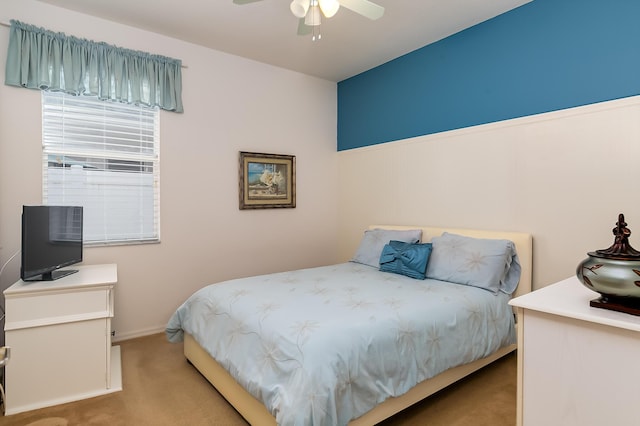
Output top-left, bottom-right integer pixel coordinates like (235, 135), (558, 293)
(233, 0), (385, 40)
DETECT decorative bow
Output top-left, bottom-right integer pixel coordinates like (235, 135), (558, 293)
(380, 244), (413, 264)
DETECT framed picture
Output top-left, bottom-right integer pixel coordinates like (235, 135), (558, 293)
(239, 151), (296, 209)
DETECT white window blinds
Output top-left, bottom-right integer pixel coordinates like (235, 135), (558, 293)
(42, 91), (160, 245)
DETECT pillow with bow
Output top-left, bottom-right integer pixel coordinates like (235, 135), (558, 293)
(379, 240), (433, 280)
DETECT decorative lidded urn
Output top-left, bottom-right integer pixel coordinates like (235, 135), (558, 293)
(576, 214), (640, 305)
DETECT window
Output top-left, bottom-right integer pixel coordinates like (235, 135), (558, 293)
(42, 92), (160, 245)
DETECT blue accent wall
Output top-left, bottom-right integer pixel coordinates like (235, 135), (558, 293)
(337, 0), (640, 151)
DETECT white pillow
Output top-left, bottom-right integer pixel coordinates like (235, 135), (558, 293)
(351, 228), (422, 268)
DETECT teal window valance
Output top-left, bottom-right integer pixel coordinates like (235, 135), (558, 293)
(4, 20), (183, 113)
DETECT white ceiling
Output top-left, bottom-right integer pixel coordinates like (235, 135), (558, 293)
(37, 0), (531, 82)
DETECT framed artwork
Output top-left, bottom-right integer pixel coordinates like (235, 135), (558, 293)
(239, 151), (296, 209)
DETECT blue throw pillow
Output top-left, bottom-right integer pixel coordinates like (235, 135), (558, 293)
(379, 240), (433, 280)
(351, 228), (422, 268)
(425, 232), (521, 294)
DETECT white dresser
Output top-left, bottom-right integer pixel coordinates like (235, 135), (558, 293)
(3, 264), (122, 415)
(509, 276), (640, 426)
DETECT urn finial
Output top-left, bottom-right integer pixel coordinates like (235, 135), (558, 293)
(592, 213), (640, 259)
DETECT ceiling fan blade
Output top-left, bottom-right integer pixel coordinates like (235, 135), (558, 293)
(339, 0), (384, 20)
(232, 0), (264, 4)
(297, 18), (312, 35)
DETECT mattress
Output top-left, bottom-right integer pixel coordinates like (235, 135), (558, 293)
(166, 262), (516, 426)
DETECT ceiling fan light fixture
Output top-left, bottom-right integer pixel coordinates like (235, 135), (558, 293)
(304, 4), (322, 26)
(290, 0), (310, 19)
(318, 0), (340, 18)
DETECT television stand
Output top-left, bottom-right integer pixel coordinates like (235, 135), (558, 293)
(23, 268), (79, 282)
(3, 264), (122, 414)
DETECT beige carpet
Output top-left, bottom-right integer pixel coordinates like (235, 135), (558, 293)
(0, 333), (516, 426)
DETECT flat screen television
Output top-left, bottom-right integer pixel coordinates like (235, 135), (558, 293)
(21, 205), (83, 282)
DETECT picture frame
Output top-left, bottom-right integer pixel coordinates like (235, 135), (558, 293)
(239, 151), (296, 209)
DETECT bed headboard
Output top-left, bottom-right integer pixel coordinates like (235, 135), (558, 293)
(368, 225), (533, 298)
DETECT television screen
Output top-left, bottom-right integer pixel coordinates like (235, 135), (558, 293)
(21, 205), (83, 281)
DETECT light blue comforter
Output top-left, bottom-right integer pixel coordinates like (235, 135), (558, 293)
(166, 262), (515, 426)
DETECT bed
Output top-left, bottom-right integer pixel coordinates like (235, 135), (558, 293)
(166, 225), (533, 425)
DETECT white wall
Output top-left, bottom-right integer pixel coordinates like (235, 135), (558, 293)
(0, 1), (340, 340)
(337, 96), (640, 290)
(3, 1), (637, 343)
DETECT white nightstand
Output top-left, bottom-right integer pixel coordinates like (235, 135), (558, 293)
(3, 264), (122, 415)
(509, 276), (640, 426)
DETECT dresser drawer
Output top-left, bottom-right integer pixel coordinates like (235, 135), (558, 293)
(5, 286), (111, 328)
